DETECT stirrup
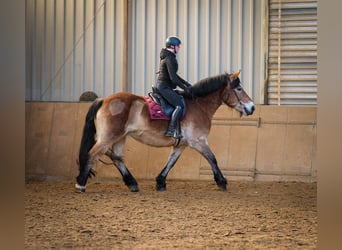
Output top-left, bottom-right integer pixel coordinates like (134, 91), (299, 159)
(165, 129), (176, 137)
(165, 130), (182, 139)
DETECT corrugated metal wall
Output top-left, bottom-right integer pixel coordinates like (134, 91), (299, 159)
(267, 0), (317, 105)
(26, 0), (266, 103)
(128, 0), (266, 102)
(26, 0), (126, 101)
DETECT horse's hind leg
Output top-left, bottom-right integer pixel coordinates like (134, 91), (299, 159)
(76, 162), (92, 192)
(76, 141), (107, 192)
(156, 146), (186, 191)
(105, 139), (139, 192)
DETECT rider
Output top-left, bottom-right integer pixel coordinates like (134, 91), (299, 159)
(155, 36), (192, 138)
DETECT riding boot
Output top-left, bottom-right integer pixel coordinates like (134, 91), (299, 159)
(165, 106), (182, 138)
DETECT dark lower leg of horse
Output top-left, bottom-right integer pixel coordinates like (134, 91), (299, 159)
(119, 167), (139, 192)
(156, 174), (167, 191)
(156, 147), (184, 191)
(203, 151), (227, 191)
(108, 154), (139, 192)
(105, 141), (138, 192)
(76, 142), (107, 192)
(75, 163), (92, 192)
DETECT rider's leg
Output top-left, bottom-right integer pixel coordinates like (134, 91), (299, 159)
(165, 105), (182, 138)
(155, 85), (184, 138)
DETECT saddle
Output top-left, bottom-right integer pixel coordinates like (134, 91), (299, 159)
(144, 87), (186, 120)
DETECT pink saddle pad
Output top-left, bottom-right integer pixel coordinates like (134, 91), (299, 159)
(144, 96), (170, 120)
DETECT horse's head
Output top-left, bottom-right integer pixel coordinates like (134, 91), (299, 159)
(222, 70), (255, 116)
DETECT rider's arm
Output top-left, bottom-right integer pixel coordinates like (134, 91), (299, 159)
(165, 57), (188, 89)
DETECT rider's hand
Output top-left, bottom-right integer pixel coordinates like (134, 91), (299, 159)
(184, 86), (194, 98)
(184, 81), (192, 87)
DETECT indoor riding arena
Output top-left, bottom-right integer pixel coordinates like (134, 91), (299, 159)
(25, 104), (317, 249)
(25, 0), (317, 249)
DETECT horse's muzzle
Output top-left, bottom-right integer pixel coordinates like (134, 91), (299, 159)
(244, 102), (255, 116)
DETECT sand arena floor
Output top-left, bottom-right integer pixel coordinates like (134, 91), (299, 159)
(25, 180), (317, 249)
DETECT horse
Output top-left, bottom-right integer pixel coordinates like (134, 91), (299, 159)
(75, 70), (255, 192)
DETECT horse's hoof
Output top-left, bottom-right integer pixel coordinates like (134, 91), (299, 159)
(215, 177), (227, 191)
(156, 184), (166, 191)
(215, 180), (227, 191)
(218, 185), (227, 191)
(75, 183), (86, 193)
(129, 185), (139, 192)
(217, 181), (227, 191)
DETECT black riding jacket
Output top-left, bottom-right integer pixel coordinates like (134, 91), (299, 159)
(156, 48), (190, 90)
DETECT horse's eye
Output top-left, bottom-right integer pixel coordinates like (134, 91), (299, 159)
(236, 86), (242, 92)
(230, 78), (240, 89)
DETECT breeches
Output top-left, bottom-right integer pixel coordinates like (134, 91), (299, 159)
(156, 84), (185, 109)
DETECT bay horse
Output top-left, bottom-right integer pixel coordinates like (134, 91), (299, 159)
(76, 70), (255, 192)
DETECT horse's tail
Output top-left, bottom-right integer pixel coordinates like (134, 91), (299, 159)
(78, 98), (104, 178)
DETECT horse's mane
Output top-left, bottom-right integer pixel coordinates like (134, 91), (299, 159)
(184, 73), (230, 98)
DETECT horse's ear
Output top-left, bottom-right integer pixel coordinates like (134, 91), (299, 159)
(230, 70), (241, 81)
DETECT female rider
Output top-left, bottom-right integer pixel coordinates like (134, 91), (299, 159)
(155, 36), (192, 138)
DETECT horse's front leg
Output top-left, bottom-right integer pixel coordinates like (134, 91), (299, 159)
(192, 141), (227, 191)
(105, 140), (139, 192)
(156, 146), (186, 191)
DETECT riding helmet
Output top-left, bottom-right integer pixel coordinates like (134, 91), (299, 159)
(165, 36), (182, 48)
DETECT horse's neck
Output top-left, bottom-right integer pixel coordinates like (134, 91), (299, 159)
(195, 92), (222, 118)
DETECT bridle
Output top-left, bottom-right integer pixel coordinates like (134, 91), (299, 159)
(232, 86), (242, 105)
(222, 79), (242, 106)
